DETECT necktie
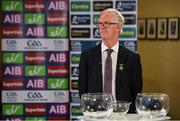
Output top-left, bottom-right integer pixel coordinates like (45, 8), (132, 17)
(104, 49), (113, 93)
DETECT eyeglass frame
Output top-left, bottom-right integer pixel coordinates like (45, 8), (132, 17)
(96, 22), (119, 28)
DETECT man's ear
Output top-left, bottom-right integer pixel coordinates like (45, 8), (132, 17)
(118, 24), (122, 28)
(116, 24), (121, 31)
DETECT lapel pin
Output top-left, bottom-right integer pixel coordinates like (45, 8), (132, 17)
(119, 64), (124, 71)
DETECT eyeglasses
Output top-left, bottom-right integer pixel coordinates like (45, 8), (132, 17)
(96, 22), (118, 28)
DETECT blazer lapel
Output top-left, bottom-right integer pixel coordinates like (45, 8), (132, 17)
(116, 45), (125, 94)
(95, 44), (103, 91)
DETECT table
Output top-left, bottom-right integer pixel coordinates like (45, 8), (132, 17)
(76, 114), (171, 121)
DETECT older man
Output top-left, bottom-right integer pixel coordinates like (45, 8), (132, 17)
(78, 8), (143, 113)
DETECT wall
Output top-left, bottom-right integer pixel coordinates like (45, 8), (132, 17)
(138, 0), (180, 119)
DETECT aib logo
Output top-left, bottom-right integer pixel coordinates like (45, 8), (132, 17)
(3, 65), (23, 76)
(48, 52), (67, 64)
(26, 78), (45, 89)
(48, 104), (67, 115)
(3, 14), (23, 24)
(27, 92), (43, 99)
(25, 27), (45, 37)
(27, 40), (42, 47)
(48, 0), (67, 11)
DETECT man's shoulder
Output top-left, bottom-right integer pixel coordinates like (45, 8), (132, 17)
(81, 44), (100, 55)
(120, 45), (140, 57)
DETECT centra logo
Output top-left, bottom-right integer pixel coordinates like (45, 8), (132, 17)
(27, 92), (43, 98)
(71, 1), (90, 12)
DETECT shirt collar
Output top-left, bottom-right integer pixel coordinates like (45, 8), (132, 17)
(101, 41), (119, 53)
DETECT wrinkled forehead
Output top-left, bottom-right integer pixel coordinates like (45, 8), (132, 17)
(99, 12), (117, 22)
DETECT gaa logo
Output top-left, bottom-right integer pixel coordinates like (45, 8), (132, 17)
(71, 41), (81, 47)
(27, 40), (42, 47)
(70, 41), (81, 51)
(6, 91), (17, 96)
(124, 41), (135, 47)
(6, 40), (17, 45)
(54, 91), (65, 97)
(27, 92), (43, 99)
(123, 41), (136, 51)
(53, 40), (65, 46)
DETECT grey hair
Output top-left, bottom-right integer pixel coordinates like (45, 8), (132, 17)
(100, 8), (125, 26)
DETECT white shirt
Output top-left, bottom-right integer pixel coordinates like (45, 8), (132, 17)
(101, 42), (119, 100)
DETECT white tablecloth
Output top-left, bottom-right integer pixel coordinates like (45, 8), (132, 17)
(77, 114), (170, 121)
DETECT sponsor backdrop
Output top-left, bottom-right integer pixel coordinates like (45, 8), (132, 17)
(1, 0), (137, 120)
(69, 0), (137, 119)
(1, 0), (69, 120)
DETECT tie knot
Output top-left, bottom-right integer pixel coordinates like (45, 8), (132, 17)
(106, 49), (113, 55)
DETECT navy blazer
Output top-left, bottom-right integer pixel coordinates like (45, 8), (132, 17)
(78, 44), (143, 113)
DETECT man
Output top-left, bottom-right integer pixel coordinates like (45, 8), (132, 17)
(78, 8), (143, 113)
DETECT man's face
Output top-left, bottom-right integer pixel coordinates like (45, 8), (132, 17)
(98, 12), (121, 47)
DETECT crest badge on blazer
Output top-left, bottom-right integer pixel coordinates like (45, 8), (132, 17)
(119, 64), (124, 71)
